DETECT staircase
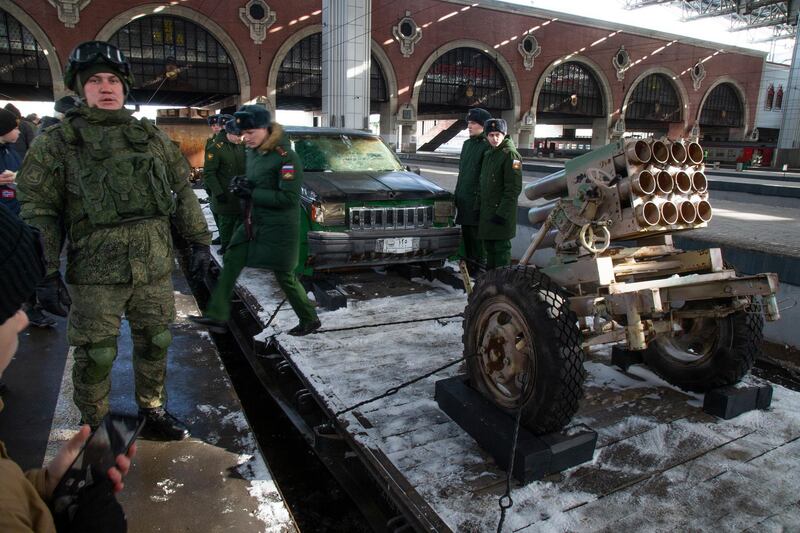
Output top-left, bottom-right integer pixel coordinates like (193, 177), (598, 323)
(417, 119), (466, 152)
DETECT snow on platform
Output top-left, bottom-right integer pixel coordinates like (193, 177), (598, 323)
(200, 192), (800, 532)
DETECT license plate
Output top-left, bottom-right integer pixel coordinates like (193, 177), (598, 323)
(377, 237), (419, 254)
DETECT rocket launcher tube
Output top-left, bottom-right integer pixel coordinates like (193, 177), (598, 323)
(650, 140), (669, 165)
(687, 141), (704, 165)
(674, 170), (692, 194)
(660, 201), (679, 225)
(679, 200), (697, 224)
(669, 141), (687, 165)
(692, 171), (708, 192)
(696, 200), (713, 222)
(619, 169), (657, 197)
(528, 199), (559, 225)
(656, 170), (674, 195)
(625, 139), (652, 165)
(524, 169), (566, 201)
(635, 201), (661, 226)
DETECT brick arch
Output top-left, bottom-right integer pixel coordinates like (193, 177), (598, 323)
(696, 77), (749, 132)
(95, 4), (251, 103)
(266, 24), (322, 111)
(410, 39), (521, 123)
(621, 67), (689, 129)
(0, 0), (64, 97)
(530, 55), (613, 123)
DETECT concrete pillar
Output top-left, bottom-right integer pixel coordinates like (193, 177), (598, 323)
(379, 102), (396, 149)
(591, 117), (609, 148)
(322, 0), (371, 130)
(776, 16), (800, 167)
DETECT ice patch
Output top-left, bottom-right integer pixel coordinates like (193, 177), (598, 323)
(151, 478), (184, 502)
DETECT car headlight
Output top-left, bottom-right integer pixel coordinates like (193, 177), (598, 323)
(311, 202), (346, 226)
(434, 200), (455, 223)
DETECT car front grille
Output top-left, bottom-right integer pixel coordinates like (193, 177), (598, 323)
(348, 206), (434, 230)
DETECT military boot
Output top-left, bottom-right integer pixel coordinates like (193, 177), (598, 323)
(139, 407), (190, 441)
(188, 315), (227, 334)
(288, 319), (321, 337)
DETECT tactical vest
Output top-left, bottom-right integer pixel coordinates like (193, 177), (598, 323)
(62, 115), (176, 227)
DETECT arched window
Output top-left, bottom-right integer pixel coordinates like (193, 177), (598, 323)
(537, 62), (604, 117)
(276, 32), (387, 111)
(699, 83), (743, 127)
(109, 15), (239, 107)
(419, 47), (512, 113)
(626, 73), (681, 123)
(0, 8), (53, 99)
(765, 83), (774, 110)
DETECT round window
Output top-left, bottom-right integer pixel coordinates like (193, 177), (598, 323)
(249, 3), (266, 20)
(400, 21), (414, 37)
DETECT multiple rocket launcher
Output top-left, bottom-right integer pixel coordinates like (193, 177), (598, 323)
(525, 138), (712, 250)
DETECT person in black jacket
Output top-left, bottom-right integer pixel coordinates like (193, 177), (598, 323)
(3, 103), (35, 160)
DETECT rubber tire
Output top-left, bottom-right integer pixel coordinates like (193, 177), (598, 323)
(463, 266), (586, 435)
(642, 307), (764, 392)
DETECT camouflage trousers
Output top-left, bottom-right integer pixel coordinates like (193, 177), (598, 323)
(67, 276), (176, 426)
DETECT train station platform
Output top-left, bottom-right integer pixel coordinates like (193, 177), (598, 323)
(0, 265), (297, 533)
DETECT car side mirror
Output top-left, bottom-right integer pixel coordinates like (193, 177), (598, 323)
(406, 165), (421, 175)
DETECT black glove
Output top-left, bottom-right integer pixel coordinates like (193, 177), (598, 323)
(229, 175), (255, 199)
(54, 469), (127, 533)
(37, 272), (71, 317)
(215, 194), (228, 204)
(490, 214), (506, 225)
(189, 243), (211, 281)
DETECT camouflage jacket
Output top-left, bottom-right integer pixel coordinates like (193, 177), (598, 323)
(17, 105), (210, 285)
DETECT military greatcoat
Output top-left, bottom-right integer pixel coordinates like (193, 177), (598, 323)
(477, 136), (523, 241)
(454, 132), (488, 226)
(203, 130), (244, 216)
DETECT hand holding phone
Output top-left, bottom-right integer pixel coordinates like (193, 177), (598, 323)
(51, 414), (142, 507)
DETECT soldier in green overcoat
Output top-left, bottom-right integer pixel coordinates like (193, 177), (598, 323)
(203, 114), (244, 253)
(454, 108), (491, 271)
(204, 114), (224, 244)
(477, 118), (522, 269)
(16, 41), (211, 439)
(190, 106), (321, 337)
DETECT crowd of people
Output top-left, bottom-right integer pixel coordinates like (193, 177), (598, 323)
(0, 35), (523, 531)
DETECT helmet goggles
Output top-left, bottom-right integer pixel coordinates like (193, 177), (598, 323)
(69, 41), (131, 77)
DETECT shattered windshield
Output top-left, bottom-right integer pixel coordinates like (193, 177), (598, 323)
(290, 134), (403, 172)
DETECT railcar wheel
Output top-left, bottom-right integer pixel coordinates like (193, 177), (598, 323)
(463, 266), (585, 434)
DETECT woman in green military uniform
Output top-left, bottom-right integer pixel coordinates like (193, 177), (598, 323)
(477, 118), (522, 269)
(190, 106), (321, 336)
(203, 114), (245, 253)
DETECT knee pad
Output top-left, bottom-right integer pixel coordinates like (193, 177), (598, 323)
(79, 338), (117, 384)
(133, 325), (172, 362)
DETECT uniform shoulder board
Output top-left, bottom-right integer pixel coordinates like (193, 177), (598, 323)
(215, 142), (223, 149)
(275, 146), (288, 157)
(281, 163), (295, 181)
(206, 152), (214, 160)
(512, 159), (522, 170)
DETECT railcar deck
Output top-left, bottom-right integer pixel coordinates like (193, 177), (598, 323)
(210, 249), (800, 532)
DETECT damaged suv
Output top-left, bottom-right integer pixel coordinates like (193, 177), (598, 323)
(287, 127), (460, 275)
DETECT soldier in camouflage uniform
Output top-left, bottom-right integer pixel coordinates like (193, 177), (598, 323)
(203, 114), (244, 253)
(17, 41), (212, 440)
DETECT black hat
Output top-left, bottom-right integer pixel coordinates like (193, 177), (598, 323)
(0, 205), (46, 324)
(0, 109), (18, 137)
(224, 119), (242, 135)
(3, 103), (21, 119)
(466, 108), (491, 126)
(484, 118), (507, 136)
(233, 105), (271, 130)
(207, 114), (221, 126)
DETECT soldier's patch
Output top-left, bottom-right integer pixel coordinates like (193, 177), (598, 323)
(512, 159), (522, 170)
(207, 153), (214, 160)
(281, 164), (295, 180)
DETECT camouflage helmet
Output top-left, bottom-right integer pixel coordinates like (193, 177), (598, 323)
(64, 41), (135, 94)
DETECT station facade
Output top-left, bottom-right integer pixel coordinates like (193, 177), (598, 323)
(1, 0), (766, 152)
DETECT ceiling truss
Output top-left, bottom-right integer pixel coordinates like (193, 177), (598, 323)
(624, 0), (800, 41)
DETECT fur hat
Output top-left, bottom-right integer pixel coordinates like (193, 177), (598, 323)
(206, 114), (221, 126)
(484, 118), (508, 136)
(0, 109), (19, 137)
(0, 205), (46, 324)
(233, 105), (271, 131)
(466, 108), (491, 126)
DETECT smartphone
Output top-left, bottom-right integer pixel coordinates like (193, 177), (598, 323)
(52, 413), (143, 512)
